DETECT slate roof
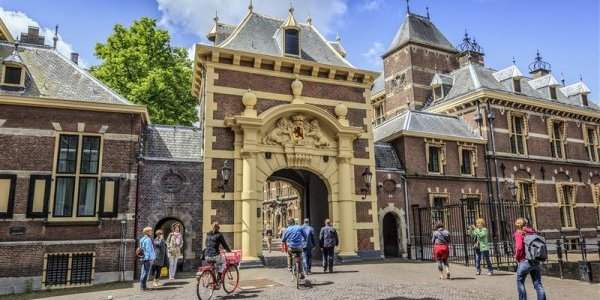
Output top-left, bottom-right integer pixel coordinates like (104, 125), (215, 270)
(374, 143), (403, 170)
(211, 11), (352, 67)
(384, 13), (456, 57)
(374, 110), (482, 142)
(0, 42), (129, 104)
(372, 74), (385, 94)
(428, 63), (598, 111)
(208, 22), (236, 45)
(144, 125), (203, 161)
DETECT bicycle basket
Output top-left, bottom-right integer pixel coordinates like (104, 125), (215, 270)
(224, 250), (242, 265)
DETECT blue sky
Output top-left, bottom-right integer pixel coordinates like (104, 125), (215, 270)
(0, 0), (597, 95)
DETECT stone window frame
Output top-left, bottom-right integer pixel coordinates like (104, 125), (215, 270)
(555, 183), (577, 229)
(458, 143), (477, 176)
(283, 28), (301, 58)
(425, 139), (446, 175)
(506, 110), (529, 156)
(582, 123), (599, 162)
(0, 174), (16, 219)
(429, 192), (449, 227)
(42, 251), (96, 288)
(461, 193), (482, 227)
(1, 63), (26, 87)
(590, 183), (600, 226)
(373, 101), (385, 125)
(49, 132), (104, 222)
(515, 179), (538, 229)
(547, 118), (567, 160)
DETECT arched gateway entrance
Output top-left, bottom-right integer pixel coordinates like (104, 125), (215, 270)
(220, 86), (380, 262)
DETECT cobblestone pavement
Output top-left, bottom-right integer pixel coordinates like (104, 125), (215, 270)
(39, 261), (599, 300)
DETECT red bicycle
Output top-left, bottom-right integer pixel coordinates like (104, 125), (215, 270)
(196, 250), (241, 300)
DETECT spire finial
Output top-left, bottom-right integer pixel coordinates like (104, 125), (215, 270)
(289, 1), (294, 14)
(512, 56), (516, 65)
(214, 10), (219, 23)
(248, 0), (253, 11)
(579, 74), (583, 82)
(426, 6), (430, 19)
(306, 15), (312, 25)
(336, 32), (341, 42)
(52, 25), (59, 50)
(406, 0), (410, 14)
(560, 72), (566, 86)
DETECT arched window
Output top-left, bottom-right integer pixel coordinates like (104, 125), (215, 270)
(284, 29), (300, 56)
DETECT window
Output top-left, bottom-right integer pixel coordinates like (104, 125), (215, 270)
(3, 66), (23, 85)
(433, 86), (442, 100)
(517, 181), (536, 228)
(558, 185), (576, 228)
(27, 175), (51, 218)
(0, 174), (16, 219)
(510, 115), (526, 155)
(549, 87), (557, 100)
(585, 127), (599, 162)
(550, 121), (565, 159)
(592, 184), (600, 225)
(427, 145), (442, 173)
(460, 149), (474, 175)
(43, 252), (95, 287)
(374, 103), (385, 125)
(513, 78), (521, 93)
(284, 29), (300, 56)
(52, 134), (102, 219)
(431, 196), (447, 226)
(582, 94), (589, 107)
(464, 197), (480, 227)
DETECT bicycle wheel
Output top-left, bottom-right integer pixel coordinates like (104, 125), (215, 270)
(196, 271), (215, 300)
(222, 265), (240, 294)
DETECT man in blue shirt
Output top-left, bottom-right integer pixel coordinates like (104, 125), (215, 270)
(139, 226), (156, 290)
(301, 218), (316, 274)
(282, 218), (307, 279)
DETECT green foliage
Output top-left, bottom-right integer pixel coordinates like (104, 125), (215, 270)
(91, 17), (197, 125)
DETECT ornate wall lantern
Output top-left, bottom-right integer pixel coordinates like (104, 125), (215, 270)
(219, 160), (232, 198)
(360, 167), (373, 199)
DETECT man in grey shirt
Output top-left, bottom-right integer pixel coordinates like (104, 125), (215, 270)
(319, 219), (339, 273)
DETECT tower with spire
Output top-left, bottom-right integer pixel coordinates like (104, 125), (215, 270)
(381, 4), (458, 115)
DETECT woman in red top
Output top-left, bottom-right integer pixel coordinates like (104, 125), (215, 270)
(514, 218), (546, 300)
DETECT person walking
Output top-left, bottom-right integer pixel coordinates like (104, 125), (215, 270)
(319, 219), (338, 273)
(138, 226), (156, 291)
(432, 222), (450, 279)
(166, 223), (183, 280)
(151, 229), (168, 287)
(514, 218), (546, 300)
(301, 218), (316, 275)
(282, 218), (307, 279)
(265, 225), (273, 253)
(468, 218), (493, 275)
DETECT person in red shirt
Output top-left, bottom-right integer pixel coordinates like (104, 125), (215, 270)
(514, 218), (546, 300)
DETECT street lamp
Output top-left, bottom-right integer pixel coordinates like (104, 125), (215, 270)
(219, 160), (232, 198)
(507, 180), (518, 201)
(360, 167), (373, 199)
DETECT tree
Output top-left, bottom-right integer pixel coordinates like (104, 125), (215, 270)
(91, 17), (197, 125)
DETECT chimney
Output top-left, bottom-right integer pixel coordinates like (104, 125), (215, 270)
(20, 26), (45, 46)
(528, 50), (551, 79)
(70, 52), (79, 65)
(456, 33), (484, 67)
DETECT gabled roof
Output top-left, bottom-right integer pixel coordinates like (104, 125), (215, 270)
(431, 73), (453, 86)
(213, 11), (352, 67)
(528, 74), (561, 89)
(561, 81), (591, 96)
(374, 110), (482, 142)
(0, 42), (129, 104)
(384, 13), (456, 57)
(374, 143), (403, 170)
(492, 65), (523, 82)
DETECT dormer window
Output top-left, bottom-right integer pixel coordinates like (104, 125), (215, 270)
(582, 94), (589, 106)
(513, 78), (521, 93)
(549, 86), (557, 100)
(433, 86), (442, 100)
(284, 29), (300, 56)
(2, 43), (26, 87)
(3, 66), (23, 85)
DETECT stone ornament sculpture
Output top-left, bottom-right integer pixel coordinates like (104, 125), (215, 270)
(262, 113), (336, 148)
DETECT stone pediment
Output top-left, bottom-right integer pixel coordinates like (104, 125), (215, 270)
(261, 113), (337, 149)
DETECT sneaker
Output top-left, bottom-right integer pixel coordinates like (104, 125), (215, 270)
(487, 272), (493, 276)
(476, 271), (481, 275)
(446, 272), (451, 279)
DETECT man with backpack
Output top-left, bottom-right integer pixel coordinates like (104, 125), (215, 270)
(514, 218), (547, 300)
(319, 219), (339, 273)
(138, 226), (156, 291)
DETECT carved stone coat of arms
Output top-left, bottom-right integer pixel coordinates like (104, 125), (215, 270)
(262, 114), (335, 148)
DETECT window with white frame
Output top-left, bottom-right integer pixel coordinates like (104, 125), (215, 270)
(510, 115), (527, 155)
(374, 103), (385, 125)
(557, 184), (576, 228)
(52, 134), (102, 218)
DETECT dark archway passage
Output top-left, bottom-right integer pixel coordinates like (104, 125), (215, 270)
(154, 218), (185, 271)
(383, 213), (400, 257)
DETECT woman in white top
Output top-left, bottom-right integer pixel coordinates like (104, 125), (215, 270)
(166, 223), (184, 280)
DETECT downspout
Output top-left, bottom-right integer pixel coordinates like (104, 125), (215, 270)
(401, 171), (410, 258)
(485, 100), (506, 243)
(133, 115), (145, 279)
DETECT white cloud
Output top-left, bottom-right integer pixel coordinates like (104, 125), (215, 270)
(360, 0), (384, 11)
(362, 41), (384, 68)
(156, 0), (348, 41)
(0, 7), (82, 65)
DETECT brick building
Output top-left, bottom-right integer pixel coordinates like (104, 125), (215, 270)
(0, 21), (148, 294)
(372, 10), (600, 257)
(191, 5), (380, 263)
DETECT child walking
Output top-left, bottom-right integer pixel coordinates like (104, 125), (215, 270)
(432, 222), (450, 279)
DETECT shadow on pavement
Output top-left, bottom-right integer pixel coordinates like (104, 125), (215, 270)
(303, 280), (334, 288)
(309, 270), (359, 275)
(449, 277), (476, 280)
(220, 290), (262, 299)
(149, 286), (180, 291)
(161, 281), (189, 286)
(376, 298), (441, 300)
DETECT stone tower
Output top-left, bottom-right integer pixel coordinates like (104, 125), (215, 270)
(382, 12), (459, 115)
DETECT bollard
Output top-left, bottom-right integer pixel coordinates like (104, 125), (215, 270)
(556, 240), (563, 279)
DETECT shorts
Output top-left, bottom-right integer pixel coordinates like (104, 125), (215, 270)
(433, 243), (449, 261)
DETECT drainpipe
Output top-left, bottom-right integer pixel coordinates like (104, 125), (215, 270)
(133, 117), (145, 279)
(401, 171), (410, 258)
(485, 100), (506, 243)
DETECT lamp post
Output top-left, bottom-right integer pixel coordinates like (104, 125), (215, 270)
(219, 160), (232, 198)
(361, 167), (373, 199)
